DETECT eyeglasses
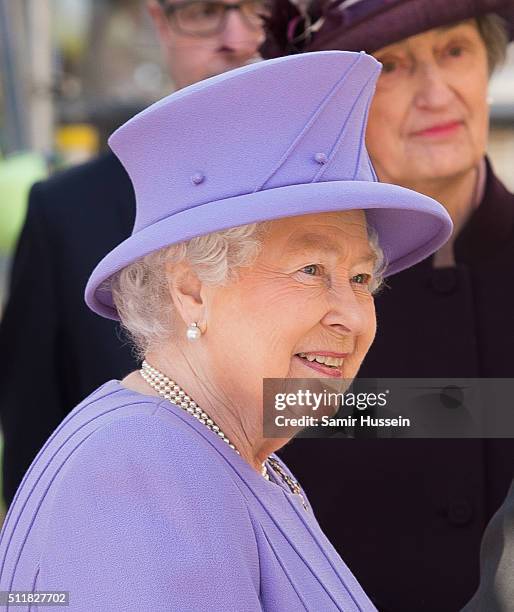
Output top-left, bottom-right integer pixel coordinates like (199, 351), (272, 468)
(161, 0), (270, 37)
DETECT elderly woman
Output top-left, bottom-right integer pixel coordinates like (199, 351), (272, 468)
(0, 52), (450, 610)
(262, 2), (514, 611)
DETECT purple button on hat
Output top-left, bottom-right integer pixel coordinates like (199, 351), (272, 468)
(85, 51), (452, 321)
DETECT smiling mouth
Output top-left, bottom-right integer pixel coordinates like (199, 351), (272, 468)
(296, 352), (344, 367)
(294, 352), (347, 378)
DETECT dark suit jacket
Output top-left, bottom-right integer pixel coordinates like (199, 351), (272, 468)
(0, 153), (138, 504)
(279, 160), (514, 612)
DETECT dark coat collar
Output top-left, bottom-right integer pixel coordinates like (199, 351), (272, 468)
(455, 158), (514, 263)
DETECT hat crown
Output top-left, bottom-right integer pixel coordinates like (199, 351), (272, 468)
(87, 50), (452, 320)
(108, 51), (381, 235)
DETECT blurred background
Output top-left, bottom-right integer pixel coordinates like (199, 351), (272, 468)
(0, 0), (173, 307)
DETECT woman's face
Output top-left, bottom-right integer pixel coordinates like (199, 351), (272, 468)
(366, 20), (490, 189)
(202, 211), (378, 406)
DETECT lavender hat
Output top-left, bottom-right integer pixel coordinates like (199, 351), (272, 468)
(85, 51), (452, 320)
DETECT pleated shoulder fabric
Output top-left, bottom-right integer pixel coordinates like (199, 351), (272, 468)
(0, 381), (376, 611)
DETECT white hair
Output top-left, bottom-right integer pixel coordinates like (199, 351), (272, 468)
(111, 218), (386, 357)
(477, 13), (509, 74)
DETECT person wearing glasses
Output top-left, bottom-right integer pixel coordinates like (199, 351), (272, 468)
(0, 0), (268, 507)
(152, 0), (269, 86)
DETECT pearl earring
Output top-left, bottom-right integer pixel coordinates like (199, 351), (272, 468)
(186, 322), (202, 341)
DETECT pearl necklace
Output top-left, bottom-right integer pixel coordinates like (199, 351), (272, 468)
(140, 361), (308, 510)
(140, 361), (268, 479)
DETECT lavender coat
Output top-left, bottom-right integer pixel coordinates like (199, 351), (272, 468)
(0, 381), (376, 611)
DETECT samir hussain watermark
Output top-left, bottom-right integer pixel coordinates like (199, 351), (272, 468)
(275, 413), (410, 429)
(270, 385), (409, 433)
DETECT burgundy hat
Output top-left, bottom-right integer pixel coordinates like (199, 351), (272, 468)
(260, 0), (514, 58)
(85, 52), (452, 320)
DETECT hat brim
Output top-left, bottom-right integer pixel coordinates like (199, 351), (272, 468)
(305, 0), (514, 56)
(85, 180), (452, 320)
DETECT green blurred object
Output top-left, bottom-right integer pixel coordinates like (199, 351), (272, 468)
(0, 153), (47, 254)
